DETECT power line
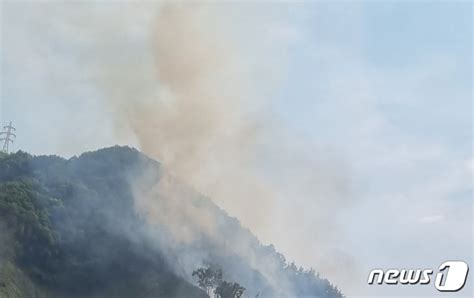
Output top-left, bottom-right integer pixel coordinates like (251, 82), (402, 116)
(0, 121), (16, 153)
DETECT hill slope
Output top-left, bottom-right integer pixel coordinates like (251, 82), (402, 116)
(0, 147), (343, 298)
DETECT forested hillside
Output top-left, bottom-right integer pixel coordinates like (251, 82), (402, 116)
(0, 147), (343, 298)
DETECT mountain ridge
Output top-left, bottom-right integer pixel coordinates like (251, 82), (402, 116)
(0, 146), (343, 298)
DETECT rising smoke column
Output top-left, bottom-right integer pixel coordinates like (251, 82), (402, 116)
(93, 2), (358, 291)
(98, 3), (277, 231)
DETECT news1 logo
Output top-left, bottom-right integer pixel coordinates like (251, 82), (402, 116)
(368, 261), (469, 292)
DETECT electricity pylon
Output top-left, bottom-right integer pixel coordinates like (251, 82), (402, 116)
(0, 121), (16, 153)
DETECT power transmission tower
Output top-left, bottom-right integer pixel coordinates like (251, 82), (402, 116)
(0, 121), (16, 153)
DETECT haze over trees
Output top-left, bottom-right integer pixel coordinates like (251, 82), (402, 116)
(0, 147), (344, 298)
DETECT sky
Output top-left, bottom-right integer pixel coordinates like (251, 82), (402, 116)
(0, 1), (472, 297)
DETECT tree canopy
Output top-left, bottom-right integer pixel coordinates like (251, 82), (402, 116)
(193, 265), (245, 298)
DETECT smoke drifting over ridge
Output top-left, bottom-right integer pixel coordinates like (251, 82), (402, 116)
(93, 3), (358, 289)
(1, 2), (356, 290)
(3, 2), (472, 296)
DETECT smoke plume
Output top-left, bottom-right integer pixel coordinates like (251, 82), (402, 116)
(97, 3), (276, 231)
(91, 2), (357, 290)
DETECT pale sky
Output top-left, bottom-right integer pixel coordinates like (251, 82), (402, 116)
(1, 1), (472, 297)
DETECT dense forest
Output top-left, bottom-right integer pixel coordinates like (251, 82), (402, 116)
(0, 147), (343, 298)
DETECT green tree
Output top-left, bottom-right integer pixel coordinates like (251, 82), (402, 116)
(193, 265), (245, 298)
(192, 266), (222, 296)
(215, 280), (245, 298)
